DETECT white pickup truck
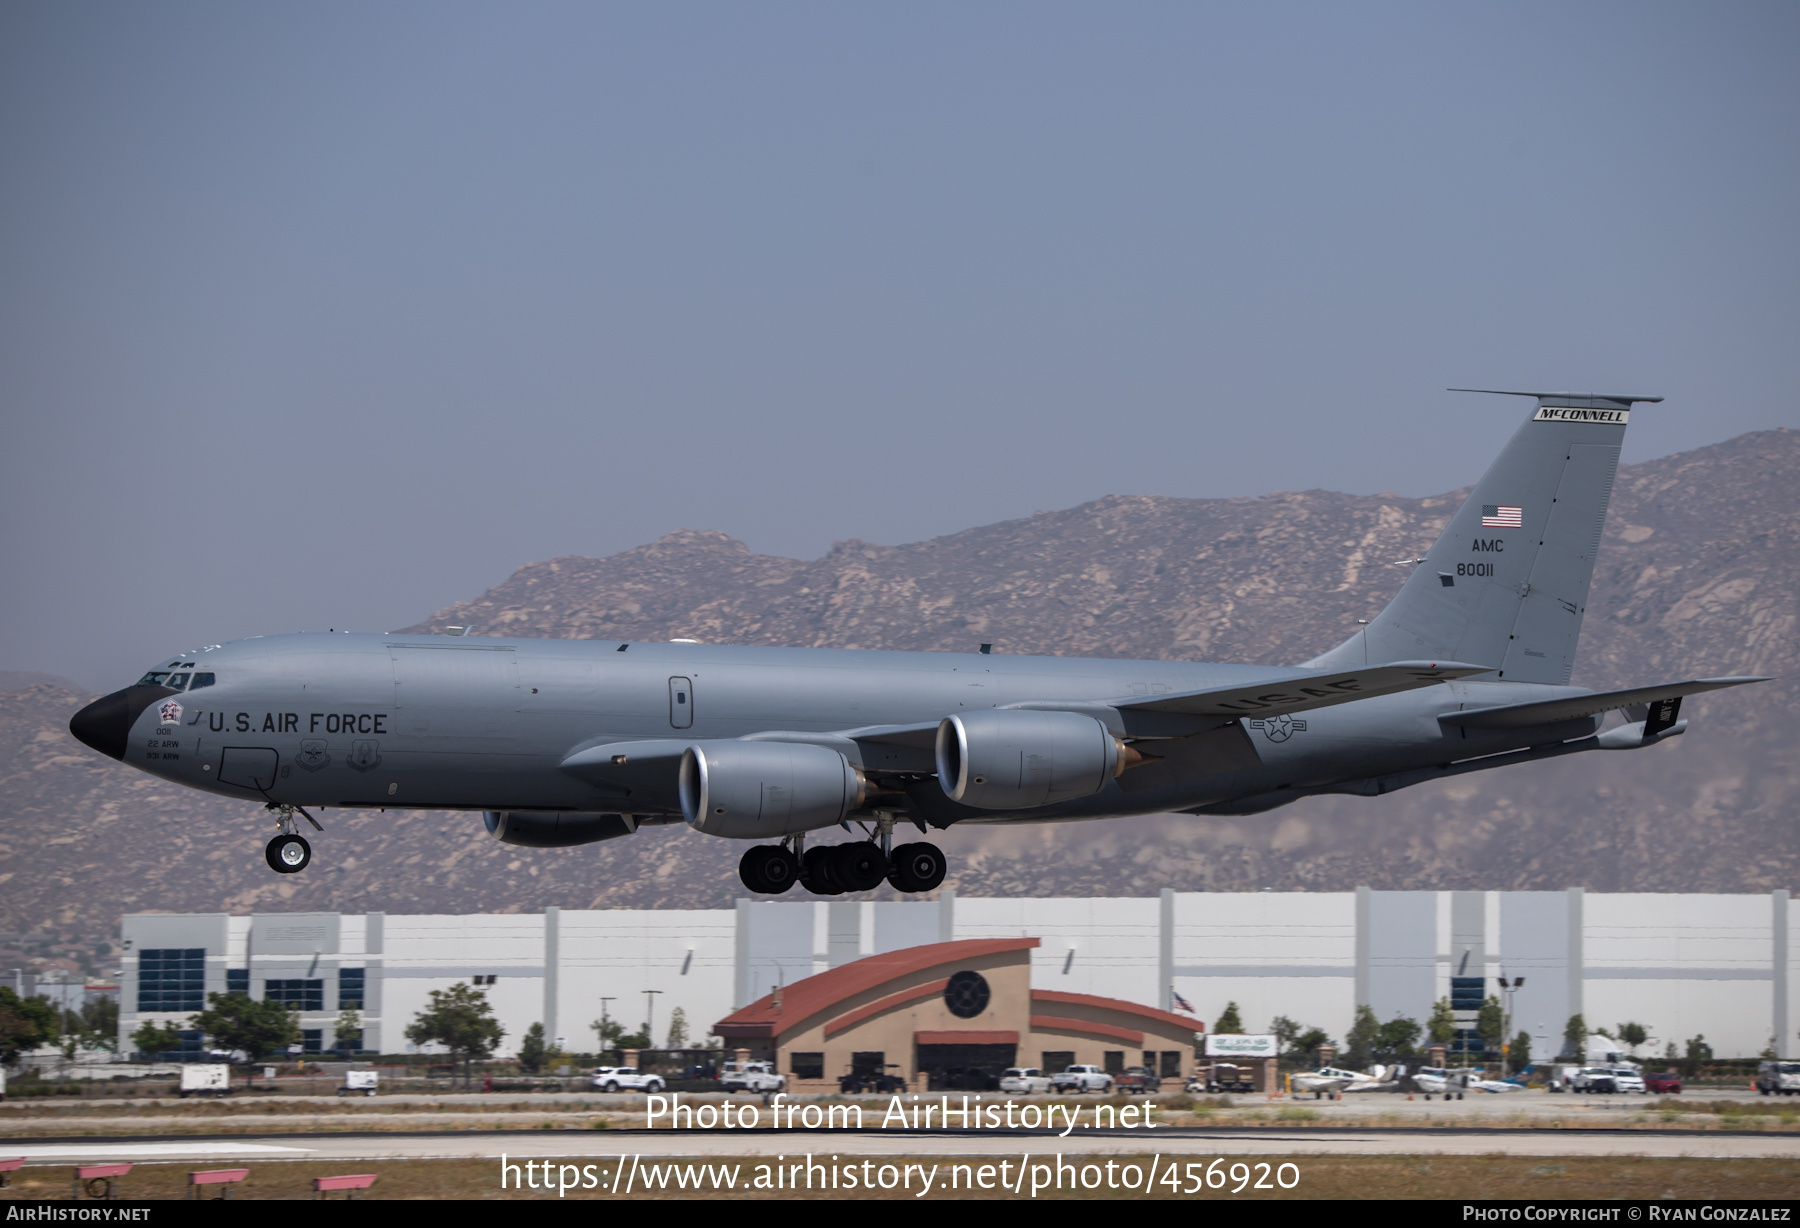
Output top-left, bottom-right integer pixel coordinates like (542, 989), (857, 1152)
(1050, 1065), (1114, 1093)
(719, 1061), (784, 1093)
(591, 1066), (665, 1093)
(999, 1067), (1054, 1094)
(1756, 1061), (1800, 1095)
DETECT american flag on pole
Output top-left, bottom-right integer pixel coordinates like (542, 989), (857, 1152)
(1172, 989), (1196, 1014)
(1482, 504), (1523, 528)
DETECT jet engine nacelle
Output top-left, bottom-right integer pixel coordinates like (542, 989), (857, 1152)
(680, 740), (865, 838)
(936, 708), (1121, 809)
(483, 810), (639, 847)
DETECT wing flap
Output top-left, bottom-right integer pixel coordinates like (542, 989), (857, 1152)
(1117, 661), (1487, 719)
(1439, 676), (1768, 729)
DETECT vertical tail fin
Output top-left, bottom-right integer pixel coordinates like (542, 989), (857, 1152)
(1307, 390), (1660, 684)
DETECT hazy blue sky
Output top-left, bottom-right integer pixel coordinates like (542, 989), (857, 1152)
(3, 2), (1796, 689)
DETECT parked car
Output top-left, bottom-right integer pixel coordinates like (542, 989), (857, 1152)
(719, 1061), (784, 1093)
(1607, 1067), (1647, 1094)
(591, 1066), (665, 1093)
(839, 1065), (907, 1094)
(999, 1067), (1054, 1094)
(1643, 1070), (1682, 1094)
(1114, 1066), (1163, 1095)
(1569, 1067), (1618, 1094)
(1196, 1063), (1257, 1094)
(1050, 1065), (1114, 1094)
(1756, 1061), (1800, 1096)
(935, 1066), (1000, 1091)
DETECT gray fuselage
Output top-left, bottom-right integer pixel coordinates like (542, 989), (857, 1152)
(118, 632), (1594, 829)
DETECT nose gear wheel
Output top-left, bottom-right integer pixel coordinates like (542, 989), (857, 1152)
(266, 833), (311, 873)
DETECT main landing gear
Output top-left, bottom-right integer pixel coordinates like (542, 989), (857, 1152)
(264, 803), (322, 875)
(736, 816), (948, 897)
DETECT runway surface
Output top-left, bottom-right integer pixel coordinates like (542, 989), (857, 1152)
(5, 1127), (1797, 1163)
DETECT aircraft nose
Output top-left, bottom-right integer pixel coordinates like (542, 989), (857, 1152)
(69, 685), (167, 761)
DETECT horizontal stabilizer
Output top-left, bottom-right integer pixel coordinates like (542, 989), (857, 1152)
(1118, 661), (1485, 720)
(1439, 676), (1768, 730)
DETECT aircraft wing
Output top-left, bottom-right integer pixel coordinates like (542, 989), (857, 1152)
(1438, 676), (1768, 730)
(1115, 661), (1487, 720)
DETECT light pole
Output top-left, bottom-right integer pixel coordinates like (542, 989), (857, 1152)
(598, 997), (616, 1056)
(644, 989), (663, 1049)
(1496, 976), (1526, 1071)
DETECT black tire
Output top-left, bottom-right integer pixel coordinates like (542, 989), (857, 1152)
(740, 845), (799, 895)
(604, 1081), (619, 1093)
(738, 846), (772, 894)
(888, 842), (947, 893)
(831, 842), (888, 892)
(762, 846), (800, 894)
(801, 845), (845, 895)
(266, 833), (311, 874)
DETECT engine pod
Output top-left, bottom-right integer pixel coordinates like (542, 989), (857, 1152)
(484, 811), (638, 847)
(679, 740), (863, 838)
(936, 709), (1120, 809)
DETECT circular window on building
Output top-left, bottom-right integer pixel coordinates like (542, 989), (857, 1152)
(944, 969), (990, 1019)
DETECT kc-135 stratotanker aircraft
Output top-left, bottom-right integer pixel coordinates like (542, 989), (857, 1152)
(71, 390), (1765, 896)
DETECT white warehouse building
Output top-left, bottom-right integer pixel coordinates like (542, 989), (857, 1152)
(119, 888), (1796, 1060)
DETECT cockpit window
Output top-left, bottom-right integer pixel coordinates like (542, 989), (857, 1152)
(136, 672), (171, 686)
(190, 673), (215, 690)
(164, 673), (190, 691)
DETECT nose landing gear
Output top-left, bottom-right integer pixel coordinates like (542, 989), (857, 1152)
(264, 804), (321, 875)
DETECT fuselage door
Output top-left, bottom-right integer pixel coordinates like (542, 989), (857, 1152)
(669, 676), (694, 729)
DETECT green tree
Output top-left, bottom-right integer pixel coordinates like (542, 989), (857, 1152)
(1561, 1013), (1587, 1059)
(80, 998), (119, 1053)
(1476, 995), (1505, 1053)
(192, 992), (300, 1062)
(617, 1024), (652, 1051)
(1289, 1028), (1332, 1065)
(1344, 1005), (1380, 1069)
(406, 981), (505, 1085)
(1375, 1015), (1422, 1057)
(592, 1015), (625, 1051)
(518, 1022), (548, 1074)
(1213, 1002), (1245, 1034)
(1427, 998), (1457, 1046)
(334, 1007), (363, 1055)
(0, 989), (58, 1064)
(1509, 1030), (1532, 1074)
(665, 1007), (689, 1049)
(131, 1019), (185, 1060)
(1270, 1016), (1300, 1050)
(1683, 1034), (1713, 1077)
(1614, 1022), (1648, 1055)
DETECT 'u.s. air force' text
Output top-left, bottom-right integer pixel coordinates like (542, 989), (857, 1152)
(201, 712), (390, 734)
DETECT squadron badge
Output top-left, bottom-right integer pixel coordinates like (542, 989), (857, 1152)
(295, 739), (331, 772)
(346, 740), (382, 773)
(157, 700), (182, 725)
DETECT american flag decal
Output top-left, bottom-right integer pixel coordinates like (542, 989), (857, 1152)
(1482, 504), (1523, 528)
